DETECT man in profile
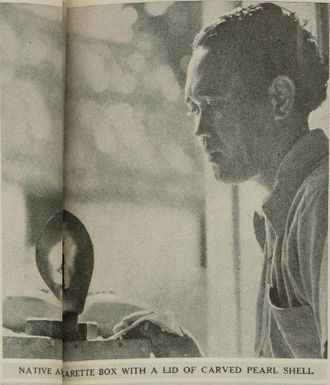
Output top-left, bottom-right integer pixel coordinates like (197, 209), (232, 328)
(184, 2), (328, 358)
(114, 2), (328, 358)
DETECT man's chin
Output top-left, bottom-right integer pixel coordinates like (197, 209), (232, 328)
(211, 163), (253, 184)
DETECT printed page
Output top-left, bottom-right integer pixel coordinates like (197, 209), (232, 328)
(0, 0), (65, 384)
(63, 0), (329, 384)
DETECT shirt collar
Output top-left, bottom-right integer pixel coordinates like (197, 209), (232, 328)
(262, 129), (328, 236)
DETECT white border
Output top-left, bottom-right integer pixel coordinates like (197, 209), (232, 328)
(0, 0), (62, 6)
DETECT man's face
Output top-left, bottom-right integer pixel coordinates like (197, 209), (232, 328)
(185, 46), (271, 183)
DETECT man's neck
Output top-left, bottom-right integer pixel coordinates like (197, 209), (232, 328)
(255, 118), (309, 192)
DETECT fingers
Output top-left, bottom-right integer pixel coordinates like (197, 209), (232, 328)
(138, 321), (177, 340)
(116, 310), (153, 330)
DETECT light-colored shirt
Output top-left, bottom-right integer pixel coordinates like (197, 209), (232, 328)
(254, 129), (328, 358)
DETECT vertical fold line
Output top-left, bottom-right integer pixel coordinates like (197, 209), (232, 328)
(231, 184), (242, 356)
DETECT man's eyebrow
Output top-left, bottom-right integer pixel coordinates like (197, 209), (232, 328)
(185, 90), (231, 104)
(199, 92), (232, 101)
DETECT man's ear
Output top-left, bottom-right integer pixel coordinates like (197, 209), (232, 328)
(268, 76), (295, 120)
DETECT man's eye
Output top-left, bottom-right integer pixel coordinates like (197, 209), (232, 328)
(206, 101), (225, 118)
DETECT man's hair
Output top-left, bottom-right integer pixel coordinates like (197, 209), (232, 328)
(193, 2), (328, 116)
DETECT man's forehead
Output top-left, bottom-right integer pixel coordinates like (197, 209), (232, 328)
(185, 45), (241, 101)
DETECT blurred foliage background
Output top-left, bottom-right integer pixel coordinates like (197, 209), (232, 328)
(65, 2), (204, 208)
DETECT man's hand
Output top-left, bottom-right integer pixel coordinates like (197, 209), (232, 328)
(113, 310), (203, 358)
(133, 321), (203, 357)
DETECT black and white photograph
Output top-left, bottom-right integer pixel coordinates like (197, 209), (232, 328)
(0, 0), (329, 380)
(64, 0), (329, 361)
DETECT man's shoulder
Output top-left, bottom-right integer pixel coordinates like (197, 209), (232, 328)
(288, 156), (328, 226)
(297, 156), (328, 202)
